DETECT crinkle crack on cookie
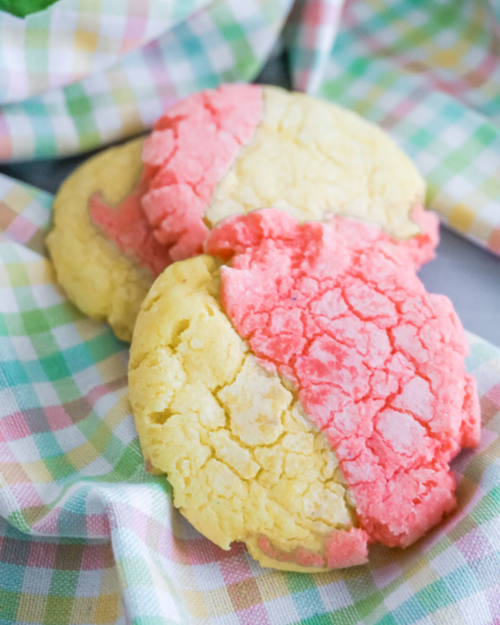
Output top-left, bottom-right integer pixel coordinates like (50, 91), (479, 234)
(129, 211), (479, 572)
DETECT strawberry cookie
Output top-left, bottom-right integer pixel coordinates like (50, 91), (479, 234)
(129, 210), (479, 572)
(48, 84), (438, 341)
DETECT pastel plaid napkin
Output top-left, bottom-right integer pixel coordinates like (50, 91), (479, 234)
(1, 1), (500, 623)
(1, 175), (500, 624)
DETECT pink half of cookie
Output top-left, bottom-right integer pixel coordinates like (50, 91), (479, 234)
(89, 182), (173, 277)
(206, 209), (480, 551)
(89, 84), (263, 275)
(141, 83), (263, 261)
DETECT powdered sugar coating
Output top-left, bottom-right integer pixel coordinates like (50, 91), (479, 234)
(206, 209), (480, 548)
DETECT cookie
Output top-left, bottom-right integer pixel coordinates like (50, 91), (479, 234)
(129, 210), (479, 572)
(49, 84), (438, 341)
(46, 137), (160, 341)
(98, 84), (436, 266)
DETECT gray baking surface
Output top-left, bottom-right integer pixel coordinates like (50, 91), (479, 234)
(418, 225), (499, 345)
(0, 54), (498, 345)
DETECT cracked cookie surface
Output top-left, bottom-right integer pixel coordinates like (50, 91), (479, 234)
(129, 210), (479, 571)
(129, 254), (366, 573)
(206, 86), (427, 240)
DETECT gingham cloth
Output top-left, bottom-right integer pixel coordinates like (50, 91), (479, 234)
(1, 1), (500, 624)
(2, 175), (500, 624)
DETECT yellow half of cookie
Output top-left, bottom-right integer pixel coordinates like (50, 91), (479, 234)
(129, 256), (355, 573)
